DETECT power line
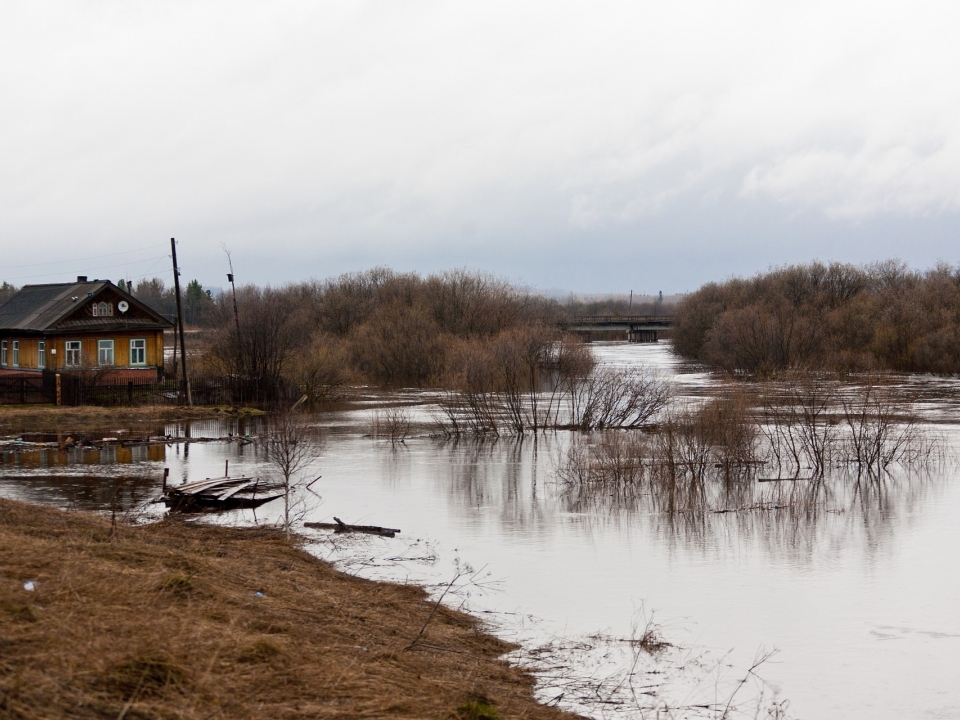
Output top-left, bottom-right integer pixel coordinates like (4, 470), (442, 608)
(0, 243), (168, 270)
(2, 254), (170, 282)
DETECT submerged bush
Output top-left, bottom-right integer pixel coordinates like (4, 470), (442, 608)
(569, 366), (671, 430)
(436, 328), (672, 435)
(557, 376), (940, 518)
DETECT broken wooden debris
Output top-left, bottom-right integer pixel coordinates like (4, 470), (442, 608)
(304, 517), (401, 538)
(156, 473), (284, 513)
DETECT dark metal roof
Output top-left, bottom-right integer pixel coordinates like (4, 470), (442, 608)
(0, 281), (172, 333)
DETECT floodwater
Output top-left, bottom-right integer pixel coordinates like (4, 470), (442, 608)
(3, 343), (960, 719)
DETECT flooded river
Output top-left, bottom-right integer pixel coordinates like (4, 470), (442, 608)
(3, 342), (959, 719)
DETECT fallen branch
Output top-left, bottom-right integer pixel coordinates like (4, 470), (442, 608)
(304, 517), (401, 538)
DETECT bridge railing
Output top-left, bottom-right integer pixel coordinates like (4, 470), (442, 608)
(565, 315), (675, 325)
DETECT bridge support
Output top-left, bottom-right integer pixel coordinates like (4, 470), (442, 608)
(561, 315), (674, 343)
(628, 329), (659, 343)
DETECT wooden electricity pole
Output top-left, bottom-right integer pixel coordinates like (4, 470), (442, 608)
(225, 250), (242, 372)
(170, 237), (192, 405)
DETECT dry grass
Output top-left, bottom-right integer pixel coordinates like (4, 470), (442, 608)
(0, 499), (579, 720)
(0, 405), (264, 433)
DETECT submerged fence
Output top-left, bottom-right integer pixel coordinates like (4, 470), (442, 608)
(0, 371), (296, 407)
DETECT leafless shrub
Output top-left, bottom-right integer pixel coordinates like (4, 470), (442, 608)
(758, 373), (839, 477)
(438, 329), (597, 436)
(259, 409), (323, 535)
(568, 366), (671, 430)
(650, 395), (759, 488)
(371, 406), (413, 443)
(208, 286), (308, 386)
(837, 380), (938, 474)
(558, 394), (756, 489)
(436, 339), (505, 436)
(557, 374), (942, 536)
(555, 433), (646, 491)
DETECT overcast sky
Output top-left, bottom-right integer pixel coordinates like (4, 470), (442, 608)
(1, 1), (958, 294)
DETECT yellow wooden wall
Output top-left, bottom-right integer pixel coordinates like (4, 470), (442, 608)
(1, 331), (164, 370)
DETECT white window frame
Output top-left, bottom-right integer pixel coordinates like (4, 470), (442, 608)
(65, 340), (82, 367)
(1, 340), (6, 366)
(98, 339), (115, 366)
(92, 301), (113, 317)
(11, 340), (18, 367)
(38, 341), (45, 370)
(130, 338), (146, 365)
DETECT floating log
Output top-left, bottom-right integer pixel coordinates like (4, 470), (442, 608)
(304, 517), (400, 538)
(758, 476), (814, 483)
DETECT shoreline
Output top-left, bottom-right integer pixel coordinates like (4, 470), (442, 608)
(0, 498), (581, 719)
(0, 404), (265, 434)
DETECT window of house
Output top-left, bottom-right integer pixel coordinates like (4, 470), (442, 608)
(1, 340), (6, 366)
(92, 302), (113, 317)
(65, 341), (82, 367)
(98, 339), (115, 366)
(11, 341), (18, 367)
(38, 341), (45, 369)
(130, 338), (146, 365)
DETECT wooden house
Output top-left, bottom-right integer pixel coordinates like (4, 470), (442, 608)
(0, 276), (173, 381)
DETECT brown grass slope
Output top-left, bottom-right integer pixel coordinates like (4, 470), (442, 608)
(0, 500), (579, 720)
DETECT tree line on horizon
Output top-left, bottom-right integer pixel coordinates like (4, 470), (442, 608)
(6, 260), (960, 378)
(672, 259), (960, 375)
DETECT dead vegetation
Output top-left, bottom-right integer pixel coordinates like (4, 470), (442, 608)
(436, 330), (671, 436)
(371, 406), (414, 443)
(0, 499), (581, 720)
(557, 376), (942, 518)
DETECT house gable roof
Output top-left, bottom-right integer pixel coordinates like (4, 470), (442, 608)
(0, 280), (173, 334)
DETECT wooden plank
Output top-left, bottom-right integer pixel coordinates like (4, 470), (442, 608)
(173, 476), (256, 495)
(216, 480), (257, 500)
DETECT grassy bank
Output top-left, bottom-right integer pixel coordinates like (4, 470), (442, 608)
(0, 499), (576, 719)
(0, 405), (264, 433)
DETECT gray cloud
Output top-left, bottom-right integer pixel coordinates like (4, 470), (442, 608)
(2, 1), (958, 293)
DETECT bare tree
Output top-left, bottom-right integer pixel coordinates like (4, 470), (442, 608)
(259, 409), (322, 535)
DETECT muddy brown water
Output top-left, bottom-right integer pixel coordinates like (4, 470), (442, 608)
(2, 342), (959, 719)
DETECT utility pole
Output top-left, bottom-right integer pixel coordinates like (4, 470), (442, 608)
(170, 237), (192, 405)
(225, 249), (242, 373)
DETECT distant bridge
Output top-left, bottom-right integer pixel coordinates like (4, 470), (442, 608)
(560, 315), (675, 343)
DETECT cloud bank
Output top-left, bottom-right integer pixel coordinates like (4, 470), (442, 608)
(1, 1), (958, 291)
